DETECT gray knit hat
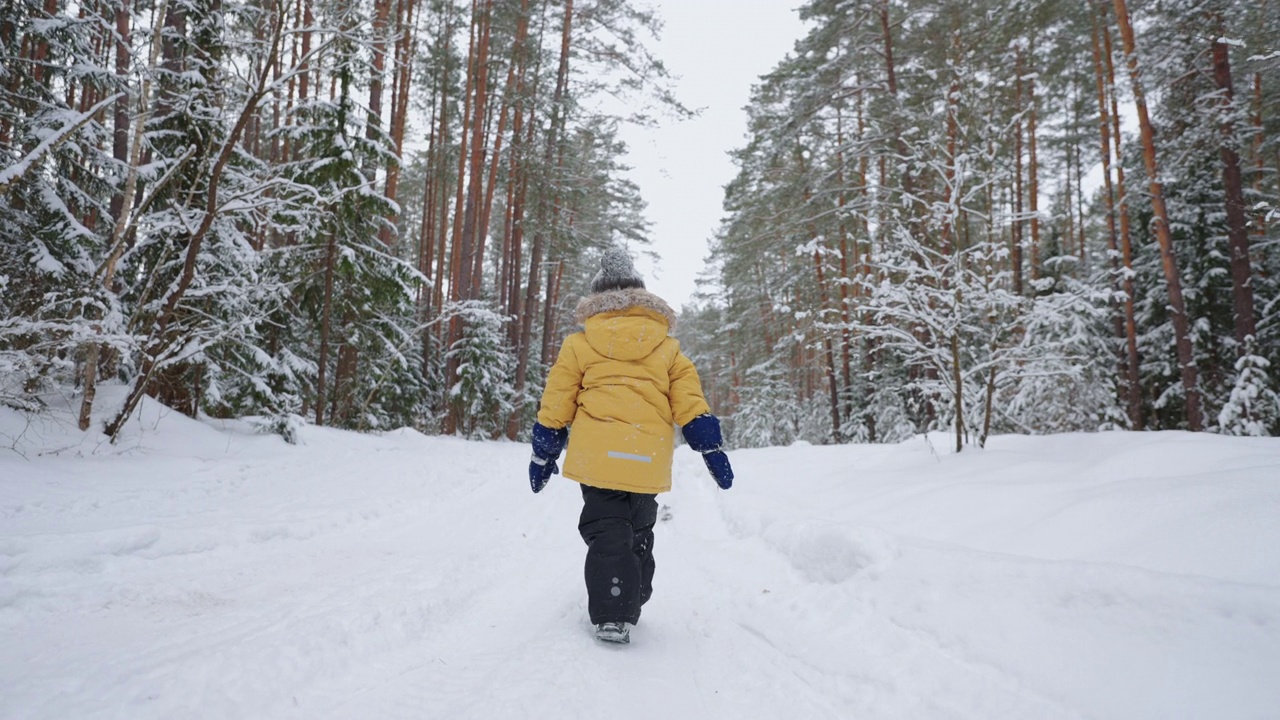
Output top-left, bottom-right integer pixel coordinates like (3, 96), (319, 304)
(590, 247), (646, 294)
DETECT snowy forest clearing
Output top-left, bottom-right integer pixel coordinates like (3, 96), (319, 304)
(2, 393), (1279, 719)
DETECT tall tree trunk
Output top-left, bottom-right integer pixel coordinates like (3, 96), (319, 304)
(474, 0), (531, 294)
(247, 6), (273, 249)
(81, 0), (162, 432)
(330, 0), (396, 423)
(445, 6), (481, 305)
(444, 0), (497, 433)
(428, 6), (454, 341)
(298, 0), (313, 106)
(1091, 3), (1141, 428)
(366, 0), (393, 179)
(878, 0), (915, 211)
(498, 176), (516, 314)
(1011, 46), (1025, 295)
(1027, 43), (1041, 282)
(857, 76), (878, 442)
(108, 0), (131, 224)
(456, 0), (494, 304)
(795, 142), (842, 440)
(1072, 95), (1087, 259)
(384, 0), (418, 241)
(30, 0), (59, 87)
(440, 5), (481, 434)
(333, 310), (359, 426)
(879, 0), (898, 98)
(506, 131), (532, 326)
(834, 102), (853, 413)
(315, 232), (338, 426)
(814, 254), (842, 442)
(1253, 66), (1266, 236)
(1099, 0), (1142, 428)
(418, 9), (452, 379)
(939, 30), (965, 450)
(941, 33), (960, 259)
(1112, 0), (1203, 431)
(951, 331), (963, 453)
(508, 0), (573, 435)
(541, 255), (564, 366)
(1210, 23), (1258, 348)
(1064, 143), (1078, 263)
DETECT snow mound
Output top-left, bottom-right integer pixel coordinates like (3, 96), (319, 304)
(3, 402), (1279, 719)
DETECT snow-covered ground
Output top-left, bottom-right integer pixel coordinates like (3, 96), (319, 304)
(3, 391), (1279, 720)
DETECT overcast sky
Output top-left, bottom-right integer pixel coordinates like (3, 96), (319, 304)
(616, 1), (806, 310)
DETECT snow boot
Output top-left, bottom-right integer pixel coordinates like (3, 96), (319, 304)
(594, 621), (631, 644)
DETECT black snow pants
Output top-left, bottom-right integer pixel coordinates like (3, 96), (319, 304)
(578, 484), (658, 625)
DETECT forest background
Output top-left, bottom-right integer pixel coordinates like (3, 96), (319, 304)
(1, 0), (1277, 449)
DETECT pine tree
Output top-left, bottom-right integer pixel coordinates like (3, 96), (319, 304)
(1218, 339), (1280, 436)
(442, 299), (514, 439)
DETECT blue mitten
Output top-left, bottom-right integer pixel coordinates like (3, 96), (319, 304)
(529, 422), (568, 494)
(682, 414), (733, 490)
(703, 450), (734, 489)
(529, 457), (558, 493)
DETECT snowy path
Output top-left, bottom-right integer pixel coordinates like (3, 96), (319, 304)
(3, 400), (1280, 719)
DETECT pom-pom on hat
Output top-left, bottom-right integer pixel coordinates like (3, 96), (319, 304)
(590, 247), (646, 294)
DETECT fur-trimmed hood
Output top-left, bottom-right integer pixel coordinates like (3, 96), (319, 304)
(573, 288), (677, 328)
(571, 288), (677, 362)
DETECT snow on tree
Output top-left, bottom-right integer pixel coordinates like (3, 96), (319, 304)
(1218, 339), (1280, 436)
(442, 300), (515, 440)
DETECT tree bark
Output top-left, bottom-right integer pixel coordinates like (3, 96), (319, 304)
(1209, 23), (1257, 348)
(878, 0), (897, 96)
(108, 0), (131, 225)
(298, 0), (313, 105)
(1099, 0), (1142, 429)
(508, 0), (573, 434)
(941, 33), (960, 259)
(951, 331), (963, 453)
(1091, 2), (1142, 429)
(1111, 0), (1203, 431)
(1011, 46), (1025, 295)
(541, 256), (564, 366)
(418, 9), (452, 379)
(1253, 66), (1266, 236)
(428, 6), (454, 342)
(795, 142), (842, 440)
(878, 0), (915, 208)
(1072, 96), (1087, 259)
(834, 102), (853, 415)
(1027, 43), (1040, 282)
(474, 0), (531, 294)
(440, 4), (482, 434)
(384, 0), (418, 242)
(365, 0), (395, 250)
(30, 0), (59, 87)
(456, 0), (494, 303)
(315, 232), (338, 426)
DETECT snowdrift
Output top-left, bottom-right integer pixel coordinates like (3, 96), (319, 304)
(3, 392), (1279, 719)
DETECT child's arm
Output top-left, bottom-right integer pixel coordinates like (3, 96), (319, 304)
(529, 338), (583, 493)
(668, 350), (711, 426)
(669, 348), (733, 489)
(537, 338), (584, 429)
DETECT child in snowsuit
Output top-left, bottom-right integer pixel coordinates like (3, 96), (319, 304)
(528, 247), (733, 644)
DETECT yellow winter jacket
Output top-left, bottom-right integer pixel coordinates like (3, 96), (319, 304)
(536, 288), (711, 494)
